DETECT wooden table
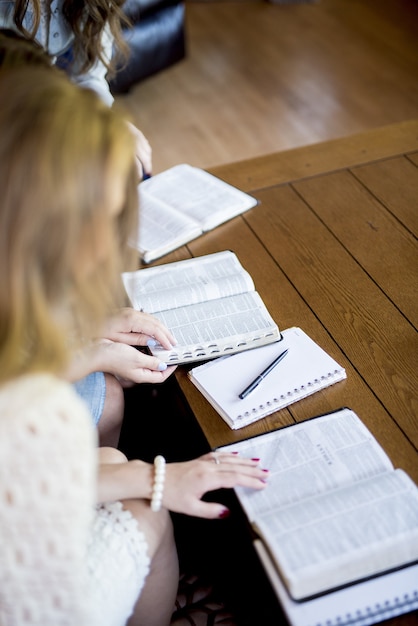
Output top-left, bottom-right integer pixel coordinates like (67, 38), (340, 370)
(157, 120), (418, 624)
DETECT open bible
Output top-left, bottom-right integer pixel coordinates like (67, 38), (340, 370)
(217, 408), (418, 601)
(122, 250), (280, 365)
(131, 164), (258, 263)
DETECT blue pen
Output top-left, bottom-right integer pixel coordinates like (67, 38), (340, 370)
(238, 349), (289, 400)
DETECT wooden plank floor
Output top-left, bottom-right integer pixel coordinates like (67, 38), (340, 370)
(115, 0), (418, 173)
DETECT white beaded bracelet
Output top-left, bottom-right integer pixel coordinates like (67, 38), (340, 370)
(151, 455), (166, 512)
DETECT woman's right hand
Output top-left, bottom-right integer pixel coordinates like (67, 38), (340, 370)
(162, 452), (269, 519)
(94, 339), (176, 385)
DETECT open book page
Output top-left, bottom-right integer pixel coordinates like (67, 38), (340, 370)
(122, 250), (255, 313)
(140, 164), (257, 229)
(218, 408), (418, 599)
(218, 409), (393, 516)
(132, 192), (202, 262)
(133, 164), (257, 262)
(146, 291), (279, 363)
(122, 251), (280, 364)
(255, 469), (418, 599)
(254, 540), (418, 626)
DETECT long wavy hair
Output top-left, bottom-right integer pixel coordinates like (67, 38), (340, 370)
(0, 64), (138, 383)
(12, 0), (129, 74)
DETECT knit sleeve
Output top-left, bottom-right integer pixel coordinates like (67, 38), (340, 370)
(0, 375), (97, 626)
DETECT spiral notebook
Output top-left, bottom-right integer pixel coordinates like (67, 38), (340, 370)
(254, 540), (418, 626)
(188, 327), (346, 429)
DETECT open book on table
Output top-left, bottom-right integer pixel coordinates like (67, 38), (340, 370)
(188, 326), (347, 429)
(254, 541), (418, 626)
(131, 164), (258, 263)
(217, 408), (418, 603)
(122, 250), (280, 365)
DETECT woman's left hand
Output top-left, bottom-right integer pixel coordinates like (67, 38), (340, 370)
(103, 307), (176, 350)
(126, 121), (152, 179)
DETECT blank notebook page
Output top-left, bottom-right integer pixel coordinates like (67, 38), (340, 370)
(189, 327), (346, 429)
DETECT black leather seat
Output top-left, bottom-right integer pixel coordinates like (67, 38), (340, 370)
(109, 0), (186, 94)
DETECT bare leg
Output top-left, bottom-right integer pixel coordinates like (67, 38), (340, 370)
(98, 448), (179, 626)
(97, 373), (124, 448)
(98, 447), (128, 464)
(126, 500), (179, 626)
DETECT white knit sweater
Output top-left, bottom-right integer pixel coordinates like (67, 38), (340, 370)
(0, 374), (150, 626)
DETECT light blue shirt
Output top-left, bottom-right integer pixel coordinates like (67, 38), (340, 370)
(0, 0), (114, 105)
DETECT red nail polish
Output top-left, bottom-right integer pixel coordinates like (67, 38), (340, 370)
(251, 457), (260, 462)
(262, 468), (269, 473)
(219, 508), (231, 519)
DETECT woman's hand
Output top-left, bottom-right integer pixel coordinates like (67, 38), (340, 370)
(102, 307), (176, 351)
(162, 452), (269, 519)
(64, 308), (175, 384)
(94, 339), (176, 385)
(97, 451), (268, 516)
(126, 121), (152, 179)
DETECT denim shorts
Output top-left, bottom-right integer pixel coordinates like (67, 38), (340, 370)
(73, 371), (106, 426)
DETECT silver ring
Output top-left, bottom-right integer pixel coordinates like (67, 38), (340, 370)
(212, 453), (220, 465)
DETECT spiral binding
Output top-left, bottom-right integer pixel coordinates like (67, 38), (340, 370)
(235, 368), (343, 425)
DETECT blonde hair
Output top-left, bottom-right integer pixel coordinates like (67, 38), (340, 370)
(0, 28), (53, 68)
(0, 65), (138, 383)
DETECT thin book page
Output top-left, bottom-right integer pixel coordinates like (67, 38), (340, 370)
(140, 164), (257, 229)
(122, 250), (255, 313)
(254, 539), (418, 626)
(122, 250), (279, 364)
(133, 164), (257, 261)
(218, 408), (394, 518)
(148, 291), (279, 363)
(254, 469), (418, 599)
(133, 192), (201, 256)
(218, 408), (418, 599)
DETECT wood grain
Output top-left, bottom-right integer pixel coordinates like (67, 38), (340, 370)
(352, 156), (418, 238)
(169, 123), (418, 503)
(293, 169), (418, 326)
(207, 120), (418, 192)
(115, 0), (418, 173)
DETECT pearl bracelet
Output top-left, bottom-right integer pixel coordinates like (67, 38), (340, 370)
(151, 455), (166, 512)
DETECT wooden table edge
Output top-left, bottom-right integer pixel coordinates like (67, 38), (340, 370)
(208, 119), (418, 191)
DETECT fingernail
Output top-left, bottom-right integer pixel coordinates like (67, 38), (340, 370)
(251, 458), (260, 462)
(158, 362), (167, 371)
(219, 508), (230, 519)
(262, 468), (269, 473)
(147, 338), (157, 347)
